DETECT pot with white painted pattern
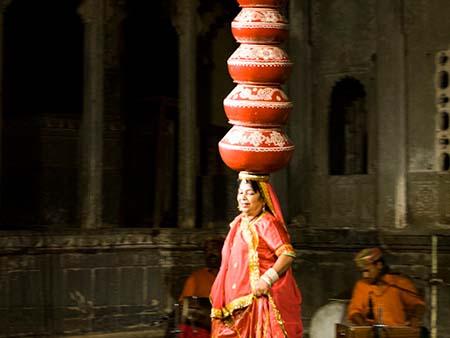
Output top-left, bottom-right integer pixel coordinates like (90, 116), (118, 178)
(223, 84), (292, 127)
(227, 44), (292, 85)
(232, 8), (288, 44)
(237, 0), (286, 8)
(218, 125), (294, 173)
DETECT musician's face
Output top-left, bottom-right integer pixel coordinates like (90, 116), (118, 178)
(204, 241), (222, 270)
(361, 261), (382, 282)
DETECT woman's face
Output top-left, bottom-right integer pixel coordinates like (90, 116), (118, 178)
(237, 180), (265, 217)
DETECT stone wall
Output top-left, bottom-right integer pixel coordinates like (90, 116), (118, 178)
(1, 229), (449, 337)
(0, 229), (225, 337)
(288, 0), (450, 229)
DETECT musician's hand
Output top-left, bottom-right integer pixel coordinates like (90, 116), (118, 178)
(409, 317), (422, 328)
(349, 313), (369, 326)
(254, 278), (270, 297)
(409, 304), (425, 328)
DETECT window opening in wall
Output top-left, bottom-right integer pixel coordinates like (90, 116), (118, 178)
(439, 152), (450, 171)
(440, 112), (449, 131)
(328, 77), (368, 175)
(439, 94), (449, 107)
(435, 51), (450, 173)
(439, 53), (448, 66)
(439, 71), (449, 89)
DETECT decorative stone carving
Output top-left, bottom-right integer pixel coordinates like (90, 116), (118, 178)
(439, 175), (450, 224)
(414, 184), (438, 216)
(0, 229), (226, 253)
(435, 50), (450, 172)
(408, 173), (439, 227)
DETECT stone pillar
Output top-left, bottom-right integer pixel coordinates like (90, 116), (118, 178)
(376, 0), (407, 229)
(103, 0), (126, 226)
(172, 0), (199, 228)
(78, 0), (106, 229)
(288, 0), (312, 221)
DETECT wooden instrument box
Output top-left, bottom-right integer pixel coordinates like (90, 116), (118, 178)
(335, 324), (420, 338)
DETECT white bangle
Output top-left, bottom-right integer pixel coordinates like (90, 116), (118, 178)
(260, 274), (272, 287)
(262, 267), (279, 287)
(268, 268), (279, 282)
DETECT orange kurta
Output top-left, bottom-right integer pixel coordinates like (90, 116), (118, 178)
(178, 268), (217, 338)
(210, 212), (303, 338)
(179, 267), (217, 302)
(348, 274), (425, 326)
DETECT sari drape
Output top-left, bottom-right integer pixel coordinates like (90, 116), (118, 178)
(210, 212), (302, 338)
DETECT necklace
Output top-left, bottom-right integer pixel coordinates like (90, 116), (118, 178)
(242, 215), (257, 223)
(242, 209), (264, 224)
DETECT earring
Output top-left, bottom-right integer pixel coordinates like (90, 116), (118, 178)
(262, 204), (266, 212)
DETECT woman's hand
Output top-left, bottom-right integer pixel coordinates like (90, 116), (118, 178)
(254, 278), (270, 297)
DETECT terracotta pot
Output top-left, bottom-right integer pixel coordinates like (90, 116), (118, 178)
(237, 0), (286, 8)
(232, 8), (288, 44)
(224, 84), (292, 126)
(218, 125), (294, 173)
(228, 44), (292, 84)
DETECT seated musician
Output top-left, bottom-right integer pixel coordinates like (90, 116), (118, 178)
(177, 238), (223, 338)
(348, 247), (426, 328)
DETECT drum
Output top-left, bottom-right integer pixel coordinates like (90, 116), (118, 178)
(181, 296), (212, 331)
(310, 299), (350, 338)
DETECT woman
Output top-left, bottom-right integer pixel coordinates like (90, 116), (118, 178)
(210, 171), (303, 337)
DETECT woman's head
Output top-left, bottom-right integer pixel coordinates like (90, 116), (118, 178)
(237, 179), (266, 217)
(235, 171), (287, 227)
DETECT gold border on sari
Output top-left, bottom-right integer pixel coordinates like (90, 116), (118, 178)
(268, 294), (289, 337)
(212, 212), (289, 338)
(211, 294), (254, 319)
(275, 243), (296, 258)
(245, 213), (263, 291)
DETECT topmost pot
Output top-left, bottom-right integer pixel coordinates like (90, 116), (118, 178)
(237, 0), (286, 8)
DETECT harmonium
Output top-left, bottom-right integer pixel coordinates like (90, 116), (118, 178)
(336, 324), (420, 338)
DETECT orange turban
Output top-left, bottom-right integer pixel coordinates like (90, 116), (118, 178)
(354, 247), (383, 269)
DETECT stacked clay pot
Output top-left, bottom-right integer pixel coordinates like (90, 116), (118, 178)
(219, 0), (294, 174)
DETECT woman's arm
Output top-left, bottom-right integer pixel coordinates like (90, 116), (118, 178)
(254, 255), (294, 297)
(272, 254), (294, 276)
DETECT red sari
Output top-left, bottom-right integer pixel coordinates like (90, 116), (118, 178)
(210, 212), (303, 338)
